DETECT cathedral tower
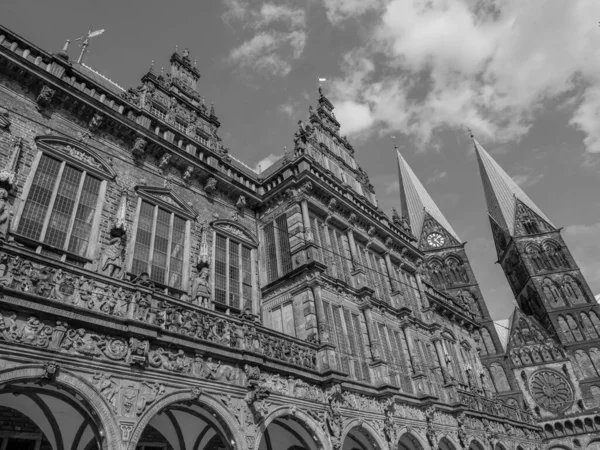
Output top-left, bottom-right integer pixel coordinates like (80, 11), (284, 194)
(396, 149), (515, 396)
(472, 137), (599, 343)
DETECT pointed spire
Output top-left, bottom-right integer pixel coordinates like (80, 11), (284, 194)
(396, 147), (461, 243)
(150, 60), (155, 73)
(472, 134), (554, 235)
(57, 39), (70, 61)
(210, 102), (215, 116)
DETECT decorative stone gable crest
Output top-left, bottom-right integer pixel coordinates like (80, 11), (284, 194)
(35, 136), (116, 179)
(134, 186), (197, 220)
(419, 213), (460, 251)
(211, 220), (258, 246)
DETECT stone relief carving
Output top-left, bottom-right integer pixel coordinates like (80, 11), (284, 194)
(131, 137), (147, 158)
(36, 85), (55, 109)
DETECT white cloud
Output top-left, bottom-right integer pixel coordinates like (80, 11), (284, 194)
(224, 1), (307, 77)
(426, 170), (447, 184)
(278, 102), (295, 116)
(512, 172), (544, 188)
(564, 222), (600, 293)
(325, 0), (600, 153)
(254, 153), (283, 172)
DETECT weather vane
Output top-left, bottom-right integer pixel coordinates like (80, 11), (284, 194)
(75, 27), (105, 64)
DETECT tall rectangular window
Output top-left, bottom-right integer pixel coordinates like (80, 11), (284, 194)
(212, 233), (253, 309)
(270, 302), (296, 336)
(263, 214), (292, 284)
(131, 200), (188, 290)
(17, 154), (101, 258)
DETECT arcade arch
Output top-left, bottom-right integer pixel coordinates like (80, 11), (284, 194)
(396, 430), (427, 450)
(128, 390), (245, 450)
(257, 408), (328, 450)
(341, 421), (386, 450)
(0, 365), (121, 450)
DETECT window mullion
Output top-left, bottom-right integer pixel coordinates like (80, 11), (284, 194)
(165, 212), (174, 285)
(39, 161), (66, 243)
(273, 224), (282, 278)
(63, 170), (86, 251)
(238, 243), (243, 306)
(147, 205), (159, 275)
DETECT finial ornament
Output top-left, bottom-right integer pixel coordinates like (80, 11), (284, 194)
(150, 60), (155, 73)
(62, 40), (70, 53)
(75, 27), (105, 64)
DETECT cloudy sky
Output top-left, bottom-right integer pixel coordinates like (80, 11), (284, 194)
(3, 0), (600, 319)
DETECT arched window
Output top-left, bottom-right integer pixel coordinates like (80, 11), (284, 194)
(589, 348), (600, 375)
(558, 316), (574, 342)
(543, 241), (568, 269)
(575, 350), (598, 378)
(211, 220), (258, 311)
(581, 313), (599, 339)
(562, 275), (586, 305)
(489, 363), (510, 392)
(526, 244), (546, 272)
(445, 256), (468, 285)
(12, 136), (115, 263)
(542, 278), (565, 307)
(428, 259), (446, 289)
(590, 386), (600, 408)
(566, 314), (585, 341)
(520, 350), (532, 365)
(129, 186), (197, 291)
(530, 349), (542, 363)
(590, 311), (600, 334)
(481, 328), (495, 355)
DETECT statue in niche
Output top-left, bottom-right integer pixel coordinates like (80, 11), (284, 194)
(100, 234), (125, 279)
(191, 266), (211, 308)
(0, 188), (10, 241)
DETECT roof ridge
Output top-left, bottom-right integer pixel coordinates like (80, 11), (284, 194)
(80, 63), (125, 92)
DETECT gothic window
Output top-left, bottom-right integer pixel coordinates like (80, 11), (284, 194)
(445, 256), (468, 285)
(530, 349), (542, 363)
(575, 350), (598, 379)
(566, 314), (585, 341)
(543, 278), (565, 307)
(543, 241), (568, 269)
(130, 200), (187, 289)
(329, 227), (352, 284)
(13, 138), (114, 262)
(526, 244), (546, 272)
(590, 349), (600, 375)
(510, 351), (522, 366)
(490, 363), (510, 392)
(558, 316), (574, 342)
(213, 233), (254, 310)
(590, 311), (600, 334)
(345, 311), (370, 382)
(262, 213), (292, 284)
(481, 328), (496, 355)
(581, 312), (599, 339)
(562, 275), (585, 305)
(520, 350), (532, 365)
(540, 347), (553, 362)
(428, 259), (446, 289)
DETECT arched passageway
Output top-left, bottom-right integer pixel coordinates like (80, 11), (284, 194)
(439, 436), (458, 450)
(133, 400), (235, 450)
(0, 367), (117, 450)
(469, 439), (486, 450)
(397, 431), (426, 450)
(258, 410), (327, 450)
(341, 423), (385, 450)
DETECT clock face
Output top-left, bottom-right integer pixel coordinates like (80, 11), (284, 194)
(427, 232), (445, 248)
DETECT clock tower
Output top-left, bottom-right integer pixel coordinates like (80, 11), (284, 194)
(396, 148), (517, 398)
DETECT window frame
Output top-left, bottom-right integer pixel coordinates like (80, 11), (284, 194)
(127, 187), (195, 292)
(12, 136), (114, 264)
(210, 220), (258, 313)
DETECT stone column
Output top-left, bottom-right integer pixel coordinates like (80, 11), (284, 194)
(400, 320), (419, 374)
(300, 199), (313, 242)
(361, 305), (381, 361)
(432, 335), (451, 385)
(311, 282), (328, 344)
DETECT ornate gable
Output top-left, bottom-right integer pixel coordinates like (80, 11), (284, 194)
(513, 199), (555, 237)
(135, 186), (197, 220)
(506, 309), (559, 352)
(35, 135), (116, 179)
(211, 220), (258, 246)
(419, 213), (461, 251)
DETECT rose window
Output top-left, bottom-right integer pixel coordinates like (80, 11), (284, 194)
(529, 369), (573, 412)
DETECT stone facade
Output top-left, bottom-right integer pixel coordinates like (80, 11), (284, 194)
(0, 24), (542, 450)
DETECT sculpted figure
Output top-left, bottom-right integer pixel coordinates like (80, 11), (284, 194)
(100, 235), (125, 279)
(191, 266), (211, 308)
(0, 188), (10, 241)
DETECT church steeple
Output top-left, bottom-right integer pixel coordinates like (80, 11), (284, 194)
(396, 147), (460, 249)
(472, 136), (555, 237)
